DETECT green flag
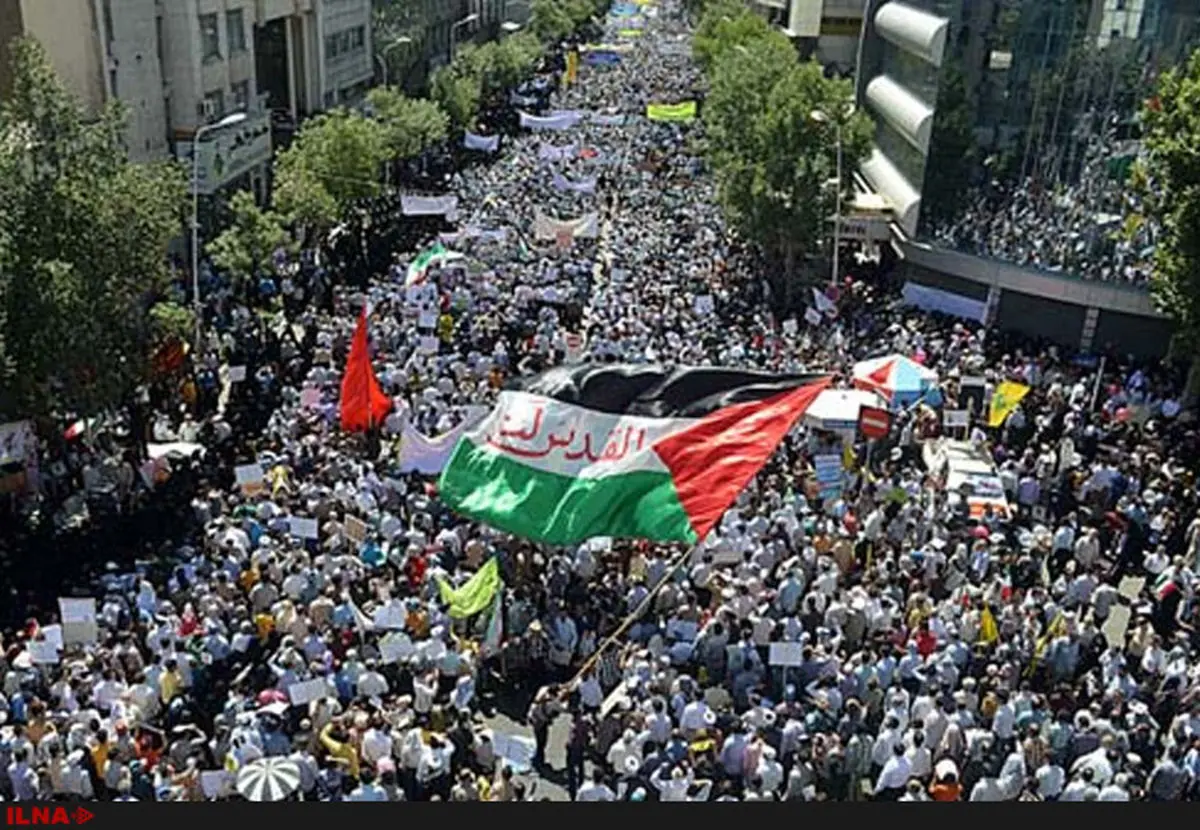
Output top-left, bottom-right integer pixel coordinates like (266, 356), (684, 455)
(437, 556), (502, 618)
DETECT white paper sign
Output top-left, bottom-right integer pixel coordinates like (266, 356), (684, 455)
(289, 517), (319, 540)
(41, 625), (64, 651)
(379, 632), (416, 664)
(418, 311), (439, 329)
(782, 319), (798, 336)
(201, 770), (234, 799)
(693, 294), (714, 315)
(372, 603), (407, 631)
(492, 732), (537, 773)
(768, 642), (804, 666)
(234, 464), (265, 496)
(287, 678), (329, 707)
(419, 335), (439, 354)
(59, 598), (99, 645)
(804, 307), (822, 326)
(1101, 604), (1131, 650)
(29, 641), (60, 665)
(943, 409), (969, 428)
(228, 366), (247, 383)
(300, 387), (323, 409)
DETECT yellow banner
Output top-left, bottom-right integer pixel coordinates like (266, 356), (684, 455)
(646, 100), (697, 121)
(618, 28), (644, 38)
(565, 50), (579, 84)
(987, 380), (1030, 427)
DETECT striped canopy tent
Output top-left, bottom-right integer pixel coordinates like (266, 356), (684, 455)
(851, 354), (939, 407)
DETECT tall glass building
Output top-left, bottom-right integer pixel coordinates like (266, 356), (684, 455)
(854, 0), (1200, 356)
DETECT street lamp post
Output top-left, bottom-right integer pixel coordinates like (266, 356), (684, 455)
(375, 36), (414, 87)
(811, 108), (843, 289)
(191, 111), (248, 350)
(450, 13), (479, 62)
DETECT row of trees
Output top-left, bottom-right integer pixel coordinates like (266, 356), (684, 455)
(0, 0), (599, 423)
(693, 0), (873, 298)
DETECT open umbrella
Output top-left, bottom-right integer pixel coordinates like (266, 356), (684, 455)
(236, 757), (301, 802)
(803, 388), (889, 433)
(852, 354), (939, 407)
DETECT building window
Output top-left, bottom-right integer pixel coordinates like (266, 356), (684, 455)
(227, 9), (246, 53)
(325, 34), (339, 60)
(199, 13), (221, 62)
(232, 80), (250, 113)
(350, 26), (365, 51)
(203, 89), (225, 120)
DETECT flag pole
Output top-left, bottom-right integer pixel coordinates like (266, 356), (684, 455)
(566, 541), (698, 687)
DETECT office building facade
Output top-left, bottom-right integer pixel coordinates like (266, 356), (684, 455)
(855, 0), (1200, 357)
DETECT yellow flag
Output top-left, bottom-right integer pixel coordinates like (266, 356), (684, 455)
(436, 557), (502, 618)
(842, 441), (856, 471)
(646, 101), (697, 122)
(978, 606), (999, 645)
(1024, 610), (1066, 676)
(565, 50), (579, 84)
(987, 380), (1030, 427)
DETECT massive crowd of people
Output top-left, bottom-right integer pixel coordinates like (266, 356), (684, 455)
(0, 0), (1197, 806)
(929, 124), (1158, 287)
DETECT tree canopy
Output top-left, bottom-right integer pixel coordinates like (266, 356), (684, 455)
(696, 8), (872, 289)
(207, 190), (291, 289)
(0, 38), (187, 420)
(272, 108), (389, 238)
(366, 86), (450, 159)
(1138, 49), (1200, 358)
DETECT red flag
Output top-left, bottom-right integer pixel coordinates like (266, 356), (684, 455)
(339, 306), (393, 433)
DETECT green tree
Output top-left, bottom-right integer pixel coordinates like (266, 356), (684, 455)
(430, 62), (483, 130)
(531, 0), (576, 43)
(1138, 48), (1200, 394)
(692, 1), (773, 71)
(706, 38), (872, 291)
(272, 108), (388, 240)
(0, 38), (187, 420)
(207, 190), (290, 289)
(366, 86), (449, 159)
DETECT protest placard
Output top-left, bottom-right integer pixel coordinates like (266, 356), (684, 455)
(943, 409), (969, 429)
(344, 515), (369, 544)
(41, 625), (64, 651)
(234, 463), (265, 497)
(804, 307), (822, 326)
(300, 387), (322, 409)
(29, 641), (60, 665)
(768, 642), (804, 666)
(379, 632), (416, 664)
(782, 318), (798, 336)
(287, 678), (329, 707)
(693, 294), (714, 315)
(492, 733), (536, 773)
(59, 598), (99, 645)
(289, 517), (319, 540)
(228, 366), (247, 383)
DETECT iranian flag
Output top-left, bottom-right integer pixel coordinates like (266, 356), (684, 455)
(406, 241), (464, 287)
(437, 365), (829, 545)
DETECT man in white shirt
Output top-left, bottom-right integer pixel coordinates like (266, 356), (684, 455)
(874, 744), (911, 801)
(346, 770), (390, 802)
(575, 769), (617, 802)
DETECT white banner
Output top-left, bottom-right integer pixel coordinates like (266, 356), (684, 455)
(533, 211), (600, 241)
(401, 194), (460, 219)
(551, 171), (598, 195)
(463, 132), (500, 152)
(901, 281), (988, 324)
(440, 226), (508, 245)
(538, 141), (578, 161)
(520, 111), (582, 131)
(590, 113), (627, 126)
(398, 407), (488, 475)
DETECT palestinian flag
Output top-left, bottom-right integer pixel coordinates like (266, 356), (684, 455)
(406, 241), (464, 287)
(437, 365), (829, 545)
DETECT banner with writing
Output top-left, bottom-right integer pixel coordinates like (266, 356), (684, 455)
(463, 132), (500, 152)
(584, 50), (623, 66)
(538, 141), (579, 162)
(533, 211), (600, 241)
(646, 101), (697, 122)
(551, 171), (599, 195)
(520, 111), (582, 131)
(401, 194), (460, 218)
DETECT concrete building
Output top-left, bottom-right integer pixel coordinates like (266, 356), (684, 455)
(0, 0), (374, 196)
(750, 0), (864, 74)
(850, 0), (1200, 359)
